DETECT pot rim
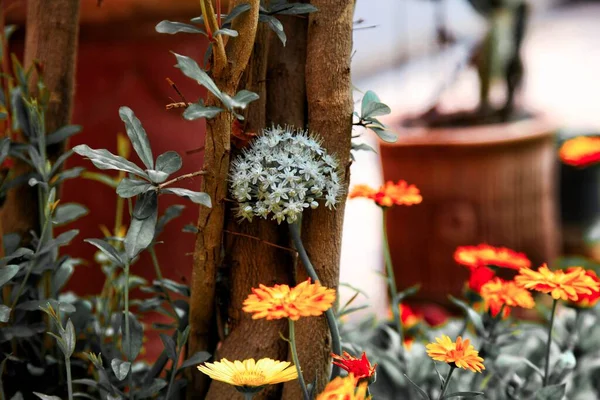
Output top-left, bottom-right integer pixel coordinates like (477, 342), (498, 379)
(382, 114), (558, 148)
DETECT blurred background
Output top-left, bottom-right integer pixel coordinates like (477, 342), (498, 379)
(6, 0), (600, 335)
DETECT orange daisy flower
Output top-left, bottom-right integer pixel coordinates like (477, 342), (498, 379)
(515, 264), (600, 302)
(242, 278), (336, 321)
(426, 335), (485, 373)
(480, 278), (535, 318)
(559, 136), (600, 167)
(566, 267), (600, 308)
(467, 266), (496, 293)
(316, 374), (370, 400)
(454, 244), (531, 271)
(331, 352), (376, 382)
(348, 180), (422, 208)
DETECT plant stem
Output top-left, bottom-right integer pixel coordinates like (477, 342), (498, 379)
(288, 221), (342, 378)
(124, 261), (134, 399)
(543, 299), (558, 387)
(164, 356), (179, 400)
(382, 209), (404, 344)
(243, 393), (255, 400)
(288, 319), (310, 400)
(65, 356), (73, 400)
(439, 366), (456, 400)
(148, 246), (179, 321)
(158, 170), (207, 189)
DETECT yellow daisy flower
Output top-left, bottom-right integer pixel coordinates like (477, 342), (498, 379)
(316, 374), (370, 400)
(426, 335), (485, 373)
(515, 264), (600, 301)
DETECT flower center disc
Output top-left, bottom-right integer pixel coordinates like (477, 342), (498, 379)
(232, 370), (266, 387)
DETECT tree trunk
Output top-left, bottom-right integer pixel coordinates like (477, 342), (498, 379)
(187, 1), (260, 397)
(0, 0), (80, 240)
(282, 1), (355, 397)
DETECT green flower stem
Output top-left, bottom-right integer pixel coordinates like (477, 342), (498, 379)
(243, 394), (255, 400)
(65, 355), (73, 400)
(288, 221), (342, 379)
(148, 246), (179, 321)
(439, 366), (456, 400)
(382, 209), (404, 345)
(543, 299), (558, 387)
(164, 349), (179, 400)
(124, 261), (134, 399)
(289, 319), (310, 400)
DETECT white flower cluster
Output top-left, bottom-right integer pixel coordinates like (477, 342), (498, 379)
(230, 126), (342, 224)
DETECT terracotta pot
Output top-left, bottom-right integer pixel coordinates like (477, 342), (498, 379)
(379, 116), (560, 304)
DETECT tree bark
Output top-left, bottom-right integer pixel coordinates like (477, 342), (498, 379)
(187, 1), (260, 397)
(282, 1), (355, 397)
(0, 0), (80, 241)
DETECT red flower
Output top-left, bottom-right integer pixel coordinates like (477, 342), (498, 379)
(455, 244), (531, 271)
(559, 136), (600, 167)
(331, 352), (377, 381)
(1, 157), (14, 170)
(566, 267), (600, 308)
(468, 266), (495, 293)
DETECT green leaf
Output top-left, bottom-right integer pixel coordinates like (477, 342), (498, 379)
(173, 53), (223, 103)
(62, 319), (76, 358)
(39, 230), (79, 254)
(271, 3), (318, 15)
(53, 203), (88, 226)
(119, 107), (154, 170)
(116, 178), (153, 199)
(259, 14), (286, 46)
(370, 126), (398, 143)
(403, 374), (430, 400)
(231, 90), (259, 109)
(0, 264), (19, 288)
(133, 191), (158, 220)
(156, 204), (185, 237)
(124, 207), (158, 260)
(46, 125), (82, 146)
(155, 151), (183, 175)
(443, 392), (484, 399)
(0, 305), (11, 322)
(122, 312), (144, 361)
(214, 28), (238, 37)
(33, 393), (61, 400)
(448, 295), (485, 335)
(161, 187), (211, 207)
(183, 103), (223, 120)
(111, 358), (131, 381)
(19, 300), (76, 313)
(361, 90), (391, 118)
(73, 145), (147, 178)
(146, 170), (169, 184)
(535, 384), (566, 400)
(160, 333), (178, 360)
(179, 351), (211, 370)
(84, 239), (123, 266)
(52, 259), (77, 293)
(223, 3), (251, 24)
(155, 20), (207, 35)
(495, 354), (544, 378)
(394, 284), (421, 305)
(136, 379), (167, 398)
(154, 279), (190, 297)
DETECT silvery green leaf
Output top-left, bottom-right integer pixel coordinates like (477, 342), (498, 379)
(155, 204), (185, 238)
(136, 379), (167, 398)
(146, 170), (169, 184)
(46, 125), (82, 146)
(214, 28), (238, 37)
(85, 239), (123, 266)
(183, 103), (223, 120)
(153, 279), (190, 297)
(173, 53), (223, 104)
(39, 230), (79, 254)
(111, 358), (131, 381)
(125, 207), (158, 260)
(133, 191), (158, 220)
(361, 90), (391, 118)
(403, 374), (430, 399)
(53, 203), (88, 226)
(155, 21), (207, 35)
(33, 393), (62, 400)
(52, 260), (75, 293)
(9, 393), (23, 400)
(122, 312), (144, 361)
(116, 178), (153, 199)
(26, 364), (44, 376)
(161, 187), (211, 207)
(19, 299), (76, 313)
(535, 384), (566, 399)
(495, 354), (544, 378)
(442, 392), (484, 399)
(160, 334), (178, 360)
(119, 107), (154, 170)
(222, 3), (251, 24)
(179, 351), (211, 370)
(370, 126), (397, 143)
(259, 14), (286, 46)
(231, 90), (259, 109)
(155, 151), (182, 175)
(73, 145), (147, 178)
(182, 224), (199, 233)
(0, 305), (11, 322)
(63, 319), (76, 358)
(0, 264), (19, 288)
(51, 167), (85, 186)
